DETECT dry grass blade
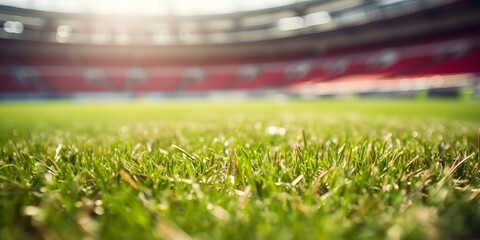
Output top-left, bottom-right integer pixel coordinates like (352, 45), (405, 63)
(120, 169), (139, 190)
(406, 155), (419, 168)
(237, 185), (252, 207)
(292, 174), (304, 186)
(448, 153), (475, 176)
(46, 156), (60, 172)
(470, 188), (480, 201)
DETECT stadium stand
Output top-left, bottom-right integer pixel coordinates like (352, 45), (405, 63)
(0, 69), (38, 93)
(0, 0), (479, 98)
(0, 33), (479, 96)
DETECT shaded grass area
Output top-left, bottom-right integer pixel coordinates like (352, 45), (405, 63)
(0, 99), (479, 240)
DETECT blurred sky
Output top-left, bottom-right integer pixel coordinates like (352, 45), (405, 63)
(0, 0), (304, 16)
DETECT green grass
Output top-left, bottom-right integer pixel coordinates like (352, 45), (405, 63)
(0, 99), (479, 240)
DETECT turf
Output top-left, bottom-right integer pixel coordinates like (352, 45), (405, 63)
(0, 99), (479, 240)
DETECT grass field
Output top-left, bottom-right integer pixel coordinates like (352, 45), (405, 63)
(0, 99), (479, 240)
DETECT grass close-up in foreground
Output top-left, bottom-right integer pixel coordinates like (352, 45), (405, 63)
(0, 100), (479, 240)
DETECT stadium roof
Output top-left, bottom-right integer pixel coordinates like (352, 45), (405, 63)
(0, 0), (305, 16)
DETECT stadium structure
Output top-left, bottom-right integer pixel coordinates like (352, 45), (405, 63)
(0, 0), (479, 100)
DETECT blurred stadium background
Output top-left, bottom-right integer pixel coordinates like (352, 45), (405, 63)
(0, 0), (479, 101)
